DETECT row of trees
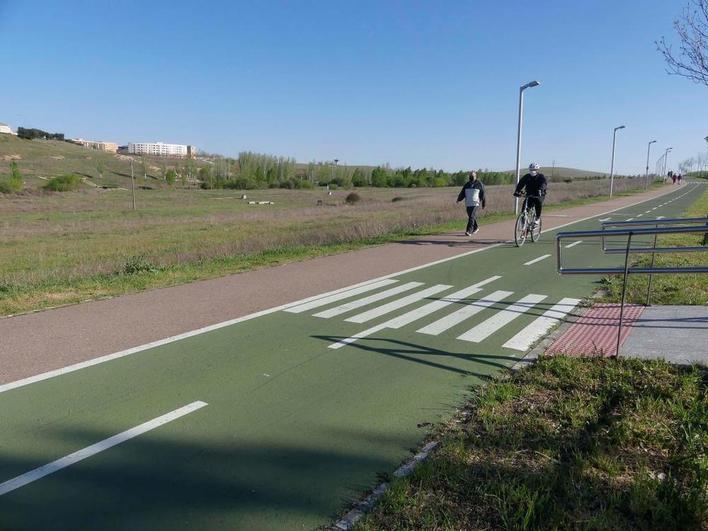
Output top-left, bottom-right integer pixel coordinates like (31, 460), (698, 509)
(17, 127), (65, 141)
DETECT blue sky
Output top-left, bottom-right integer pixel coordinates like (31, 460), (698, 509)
(0, 0), (705, 174)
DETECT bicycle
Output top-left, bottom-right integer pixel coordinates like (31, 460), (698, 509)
(513, 193), (542, 247)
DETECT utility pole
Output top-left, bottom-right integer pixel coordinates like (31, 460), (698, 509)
(130, 158), (136, 210)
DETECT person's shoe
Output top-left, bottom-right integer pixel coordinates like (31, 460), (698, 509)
(464, 231), (471, 236)
(533, 220), (540, 228)
(472, 228), (480, 234)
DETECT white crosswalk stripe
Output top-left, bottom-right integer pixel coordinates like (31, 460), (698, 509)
(284, 279), (398, 314)
(565, 240), (582, 249)
(313, 282), (424, 318)
(345, 284), (452, 324)
(457, 294), (547, 343)
(502, 298), (581, 351)
(327, 277), (501, 349)
(417, 290), (513, 336)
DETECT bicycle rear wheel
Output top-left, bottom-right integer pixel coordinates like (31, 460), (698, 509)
(514, 212), (527, 247)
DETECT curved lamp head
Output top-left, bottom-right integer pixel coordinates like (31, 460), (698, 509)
(521, 80), (540, 90)
(649, 140), (657, 144)
(614, 125), (626, 131)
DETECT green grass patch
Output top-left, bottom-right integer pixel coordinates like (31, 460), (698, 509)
(600, 188), (708, 305)
(356, 356), (707, 531)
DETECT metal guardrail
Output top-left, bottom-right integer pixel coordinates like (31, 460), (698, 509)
(556, 218), (708, 357)
(601, 217), (708, 254)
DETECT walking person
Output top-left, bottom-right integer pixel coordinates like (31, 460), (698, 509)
(457, 171), (486, 236)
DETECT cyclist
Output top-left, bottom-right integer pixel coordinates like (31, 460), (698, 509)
(513, 162), (547, 227)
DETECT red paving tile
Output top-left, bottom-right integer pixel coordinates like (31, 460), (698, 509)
(547, 303), (645, 357)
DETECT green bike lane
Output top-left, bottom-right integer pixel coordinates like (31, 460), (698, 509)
(0, 184), (701, 530)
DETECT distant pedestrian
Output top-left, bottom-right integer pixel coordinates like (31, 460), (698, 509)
(678, 173), (683, 184)
(457, 171), (486, 236)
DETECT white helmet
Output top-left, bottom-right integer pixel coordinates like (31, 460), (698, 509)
(529, 162), (540, 171)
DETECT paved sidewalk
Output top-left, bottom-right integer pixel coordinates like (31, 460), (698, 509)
(621, 305), (708, 365)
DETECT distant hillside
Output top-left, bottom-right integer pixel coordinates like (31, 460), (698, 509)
(0, 135), (207, 189)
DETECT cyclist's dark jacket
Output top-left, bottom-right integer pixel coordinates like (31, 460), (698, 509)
(515, 172), (547, 198)
(457, 180), (486, 208)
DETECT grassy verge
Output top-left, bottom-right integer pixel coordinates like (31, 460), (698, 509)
(0, 184), (662, 316)
(357, 356), (707, 531)
(600, 188), (708, 305)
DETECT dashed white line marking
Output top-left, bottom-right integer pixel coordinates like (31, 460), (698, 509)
(418, 290), (513, 336)
(0, 401), (208, 496)
(314, 282), (424, 318)
(626, 218), (635, 221)
(458, 294), (547, 343)
(565, 240), (582, 249)
(346, 284), (452, 323)
(502, 298), (581, 351)
(285, 279), (398, 314)
(599, 217), (612, 222)
(524, 254), (551, 266)
(328, 277), (501, 349)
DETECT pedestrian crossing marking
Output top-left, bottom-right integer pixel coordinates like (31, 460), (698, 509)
(417, 290), (513, 336)
(285, 279), (398, 314)
(457, 294), (547, 343)
(346, 284), (452, 324)
(502, 298), (581, 351)
(314, 282), (424, 319)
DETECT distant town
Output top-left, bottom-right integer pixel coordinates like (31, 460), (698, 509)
(0, 121), (197, 159)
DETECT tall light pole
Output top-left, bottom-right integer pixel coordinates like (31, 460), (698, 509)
(514, 80), (540, 215)
(130, 158), (136, 210)
(609, 125), (625, 198)
(663, 147), (672, 177)
(645, 140), (657, 189)
(331, 158), (339, 183)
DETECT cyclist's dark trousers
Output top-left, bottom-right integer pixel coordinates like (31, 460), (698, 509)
(466, 206), (479, 233)
(528, 197), (543, 219)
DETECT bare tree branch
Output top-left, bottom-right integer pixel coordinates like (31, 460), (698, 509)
(656, 0), (708, 86)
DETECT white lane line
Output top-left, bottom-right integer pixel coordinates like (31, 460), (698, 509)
(524, 254), (551, 266)
(645, 210), (651, 213)
(636, 214), (644, 217)
(285, 279), (398, 314)
(656, 216), (666, 220)
(626, 218), (635, 221)
(328, 278), (501, 349)
(0, 188), (678, 395)
(502, 298), (581, 351)
(345, 284), (452, 323)
(313, 282), (424, 318)
(417, 290), (513, 336)
(599, 217), (612, 222)
(564, 240), (582, 249)
(457, 294), (547, 343)
(0, 401), (207, 496)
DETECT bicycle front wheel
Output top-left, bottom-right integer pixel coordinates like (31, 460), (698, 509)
(514, 212), (527, 247)
(530, 215), (542, 242)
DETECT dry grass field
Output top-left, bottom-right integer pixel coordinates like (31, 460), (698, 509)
(0, 179), (648, 315)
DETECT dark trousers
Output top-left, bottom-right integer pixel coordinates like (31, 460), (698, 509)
(527, 197), (543, 219)
(465, 206), (479, 232)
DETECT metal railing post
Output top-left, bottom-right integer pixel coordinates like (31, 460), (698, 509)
(617, 232), (633, 357)
(645, 227), (658, 306)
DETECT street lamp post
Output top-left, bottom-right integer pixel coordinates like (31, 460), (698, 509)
(514, 80), (540, 215)
(609, 125), (625, 198)
(645, 140), (657, 189)
(663, 148), (672, 177)
(331, 158), (339, 183)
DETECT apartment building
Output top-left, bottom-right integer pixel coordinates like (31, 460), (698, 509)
(74, 138), (118, 152)
(127, 142), (197, 158)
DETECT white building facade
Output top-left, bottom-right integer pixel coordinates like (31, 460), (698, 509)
(128, 142), (197, 158)
(0, 122), (16, 135)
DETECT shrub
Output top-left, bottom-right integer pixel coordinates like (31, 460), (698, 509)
(43, 174), (82, 192)
(0, 161), (24, 193)
(122, 255), (159, 275)
(391, 196), (405, 202)
(165, 169), (177, 185)
(345, 192), (361, 204)
(295, 179), (313, 189)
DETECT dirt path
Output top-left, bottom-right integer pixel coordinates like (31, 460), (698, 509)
(0, 186), (675, 384)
